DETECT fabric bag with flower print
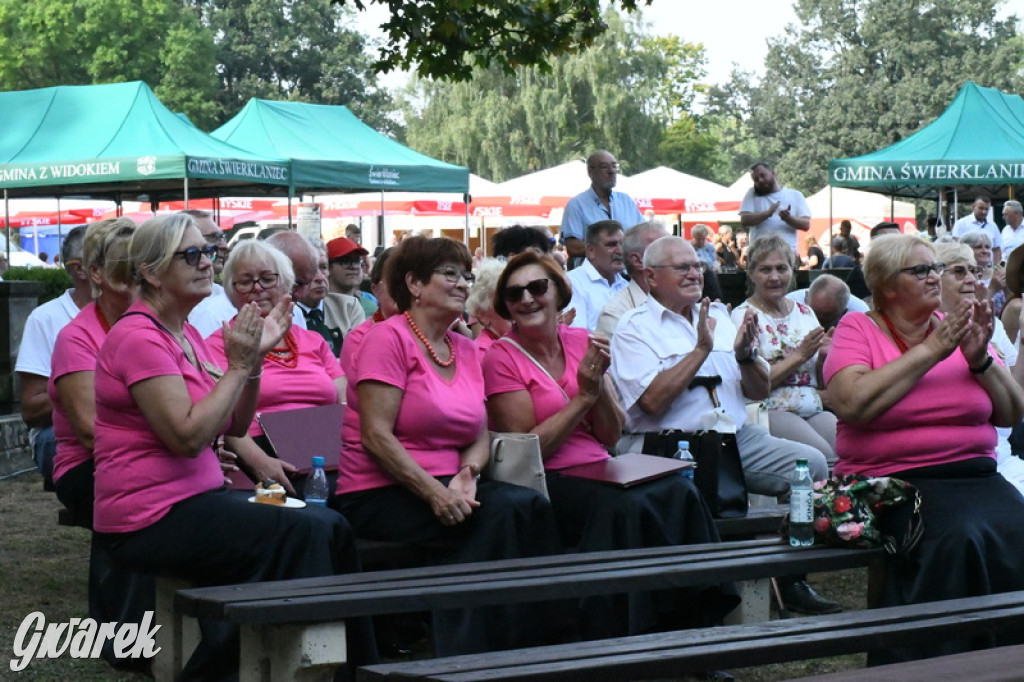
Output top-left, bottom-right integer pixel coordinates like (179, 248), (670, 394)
(782, 474), (924, 556)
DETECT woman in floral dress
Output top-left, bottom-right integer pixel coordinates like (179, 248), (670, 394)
(731, 234), (837, 464)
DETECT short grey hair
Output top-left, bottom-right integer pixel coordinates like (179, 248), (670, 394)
(808, 274), (850, 313)
(623, 222), (667, 262)
(691, 224), (710, 240)
(222, 239), (295, 310)
(863, 234), (935, 311)
(959, 229), (991, 249)
(746, 234), (795, 271)
(644, 235), (687, 267)
(934, 241), (974, 267)
(1005, 200), (1023, 216)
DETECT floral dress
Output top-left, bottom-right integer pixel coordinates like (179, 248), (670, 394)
(731, 300), (823, 418)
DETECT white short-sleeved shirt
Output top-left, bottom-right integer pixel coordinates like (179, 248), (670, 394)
(566, 259), (628, 331)
(952, 216), (1002, 249)
(739, 187), (810, 250)
(15, 289), (81, 378)
(610, 296), (748, 433)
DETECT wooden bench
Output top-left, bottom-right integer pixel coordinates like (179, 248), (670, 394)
(359, 590), (1024, 681)
(172, 537), (880, 682)
(785, 642), (1024, 682)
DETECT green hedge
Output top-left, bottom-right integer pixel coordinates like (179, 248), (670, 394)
(4, 267), (72, 304)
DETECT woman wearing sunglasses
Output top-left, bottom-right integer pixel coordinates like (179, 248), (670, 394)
(333, 236), (563, 656)
(483, 251), (736, 639)
(91, 214), (376, 679)
(205, 239), (343, 492)
(825, 233), (1024, 664)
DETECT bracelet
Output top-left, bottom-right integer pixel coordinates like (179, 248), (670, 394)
(246, 369), (263, 381)
(969, 355), (994, 375)
(737, 353), (756, 365)
(458, 463), (481, 479)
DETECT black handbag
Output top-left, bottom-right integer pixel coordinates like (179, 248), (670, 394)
(642, 430), (748, 518)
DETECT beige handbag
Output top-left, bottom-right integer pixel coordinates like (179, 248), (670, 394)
(486, 432), (549, 499)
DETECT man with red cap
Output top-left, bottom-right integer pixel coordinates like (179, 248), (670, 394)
(327, 236), (378, 318)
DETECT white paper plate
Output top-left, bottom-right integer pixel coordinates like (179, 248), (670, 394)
(247, 496), (306, 509)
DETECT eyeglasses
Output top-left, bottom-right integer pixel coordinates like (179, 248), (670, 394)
(899, 262), (945, 280)
(504, 278), (551, 303)
(589, 162), (620, 172)
(202, 232), (226, 245)
(233, 273), (280, 293)
(433, 266), (475, 284)
(174, 245), (218, 267)
(649, 261), (706, 276)
(946, 264), (983, 281)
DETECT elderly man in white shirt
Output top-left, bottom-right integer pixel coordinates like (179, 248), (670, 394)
(566, 219), (629, 331)
(1001, 200), (1024, 260)
(610, 235), (839, 614)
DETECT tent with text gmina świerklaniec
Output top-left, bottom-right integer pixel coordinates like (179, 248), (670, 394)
(211, 98), (469, 194)
(0, 81), (291, 202)
(828, 81), (1024, 201)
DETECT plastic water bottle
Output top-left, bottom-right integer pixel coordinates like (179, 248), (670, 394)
(789, 458), (815, 547)
(673, 440), (696, 479)
(304, 456), (329, 506)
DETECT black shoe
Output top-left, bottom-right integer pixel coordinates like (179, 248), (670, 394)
(777, 579), (843, 615)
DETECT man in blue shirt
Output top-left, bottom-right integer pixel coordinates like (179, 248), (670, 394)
(560, 150), (643, 269)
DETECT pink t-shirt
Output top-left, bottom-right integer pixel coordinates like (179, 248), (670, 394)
(206, 325), (343, 437)
(822, 312), (997, 476)
(93, 300), (225, 533)
(48, 302), (108, 483)
(340, 317), (376, 379)
(482, 325), (609, 471)
(337, 315), (486, 494)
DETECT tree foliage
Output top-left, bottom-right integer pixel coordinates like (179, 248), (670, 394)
(709, 0), (1024, 193)
(338, 0), (652, 81)
(0, 0), (220, 125)
(201, 0), (396, 132)
(403, 12), (708, 182)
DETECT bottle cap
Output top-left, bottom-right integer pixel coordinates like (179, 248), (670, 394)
(796, 458), (808, 466)
(677, 440), (688, 448)
(312, 456), (326, 467)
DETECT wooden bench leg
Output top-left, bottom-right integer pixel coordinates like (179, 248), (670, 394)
(239, 622), (348, 682)
(153, 577), (199, 682)
(724, 578), (772, 624)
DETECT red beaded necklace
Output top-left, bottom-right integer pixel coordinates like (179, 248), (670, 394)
(95, 305), (111, 333)
(265, 330), (299, 368)
(372, 309), (386, 323)
(879, 312), (931, 354)
(404, 311), (455, 367)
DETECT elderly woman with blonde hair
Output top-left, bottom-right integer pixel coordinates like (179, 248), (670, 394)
(825, 233), (1024, 663)
(466, 258), (513, 352)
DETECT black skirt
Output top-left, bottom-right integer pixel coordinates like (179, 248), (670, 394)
(871, 458), (1024, 664)
(546, 471), (740, 638)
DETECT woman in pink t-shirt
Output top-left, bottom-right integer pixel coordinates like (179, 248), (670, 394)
(484, 251), (736, 638)
(50, 218), (136, 526)
(824, 234), (1024, 664)
(206, 239), (344, 491)
(92, 214), (375, 678)
(334, 236), (564, 656)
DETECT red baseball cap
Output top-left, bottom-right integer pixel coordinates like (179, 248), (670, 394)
(327, 237), (368, 261)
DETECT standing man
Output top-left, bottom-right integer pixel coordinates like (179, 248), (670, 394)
(739, 162), (811, 251)
(953, 196), (1001, 264)
(327, 236), (378, 318)
(596, 221), (668, 338)
(560, 151), (643, 270)
(16, 226), (90, 484)
(566, 220), (628, 331)
(1001, 200), (1024, 260)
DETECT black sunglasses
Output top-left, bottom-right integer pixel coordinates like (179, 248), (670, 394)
(504, 278), (551, 303)
(174, 245), (219, 267)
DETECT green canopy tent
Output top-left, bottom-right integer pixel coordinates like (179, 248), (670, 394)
(212, 99), (468, 193)
(828, 82), (1024, 202)
(212, 99), (469, 244)
(0, 81), (292, 203)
